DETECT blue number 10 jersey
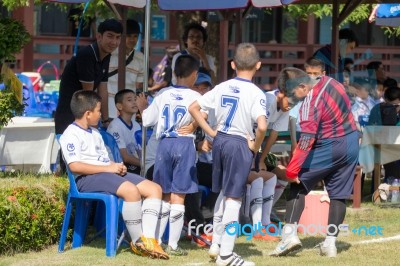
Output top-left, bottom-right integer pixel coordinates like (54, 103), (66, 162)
(141, 85), (202, 139)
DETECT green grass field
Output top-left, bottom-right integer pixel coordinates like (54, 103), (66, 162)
(1, 175), (399, 266)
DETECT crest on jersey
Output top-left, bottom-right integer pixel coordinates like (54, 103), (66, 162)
(260, 98), (267, 108)
(113, 132), (120, 140)
(67, 143), (75, 152)
(229, 85), (240, 93)
(170, 93), (183, 100)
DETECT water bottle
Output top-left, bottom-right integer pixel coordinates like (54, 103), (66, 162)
(391, 179), (400, 203)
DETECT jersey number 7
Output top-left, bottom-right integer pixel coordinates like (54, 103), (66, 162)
(221, 95), (239, 132)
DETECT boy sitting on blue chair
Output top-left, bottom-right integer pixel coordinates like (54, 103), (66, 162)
(59, 90), (168, 260)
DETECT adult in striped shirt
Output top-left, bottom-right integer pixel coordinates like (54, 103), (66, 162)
(270, 67), (359, 258)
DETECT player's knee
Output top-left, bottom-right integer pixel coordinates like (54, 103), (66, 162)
(117, 181), (141, 202)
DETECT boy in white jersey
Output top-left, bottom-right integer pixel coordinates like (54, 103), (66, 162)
(59, 90), (168, 260)
(189, 43), (268, 266)
(137, 54), (202, 256)
(107, 89), (142, 175)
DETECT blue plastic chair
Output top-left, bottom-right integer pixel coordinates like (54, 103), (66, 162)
(56, 134), (121, 257)
(98, 129), (123, 163)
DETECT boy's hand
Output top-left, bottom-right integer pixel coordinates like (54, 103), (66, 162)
(109, 162), (127, 176)
(198, 139), (213, 152)
(258, 160), (267, 171)
(247, 134), (259, 153)
(136, 93), (148, 113)
(177, 123), (196, 135)
(287, 177), (301, 184)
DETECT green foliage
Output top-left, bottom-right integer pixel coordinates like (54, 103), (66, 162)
(0, 176), (69, 255)
(0, 18), (31, 62)
(0, 81), (25, 128)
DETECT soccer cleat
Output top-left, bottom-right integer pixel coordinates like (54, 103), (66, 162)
(216, 253), (255, 266)
(135, 236), (169, 260)
(165, 245), (188, 256)
(208, 243), (220, 259)
(191, 233), (213, 248)
(317, 243), (337, 257)
(269, 235), (302, 256)
(130, 241), (150, 257)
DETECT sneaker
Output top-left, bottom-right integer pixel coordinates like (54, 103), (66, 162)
(216, 253), (255, 266)
(191, 233), (212, 248)
(269, 235), (302, 256)
(208, 243), (220, 259)
(317, 243), (337, 257)
(135, 236), (169, 260)
(165, 245), (188, 256)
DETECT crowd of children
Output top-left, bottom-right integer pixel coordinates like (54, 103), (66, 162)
(57, 20), (400, 266)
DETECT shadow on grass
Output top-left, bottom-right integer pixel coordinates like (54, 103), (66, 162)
(300, 236), (351, 254)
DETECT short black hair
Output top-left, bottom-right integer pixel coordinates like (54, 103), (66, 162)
(384, 86), (400, 102)
(126, 19), (140, 35)
(182, 22), (208, 48)
(114, 89), (135, 105)
(304, 56), (325, 69)
(98, 18), (123, 34)
(174, 54), (200, 79)
(383, 77), (398, 89)
(339, 28), (358, 46)
(70, 90), (101, 119)
(278, 67), (311, 96)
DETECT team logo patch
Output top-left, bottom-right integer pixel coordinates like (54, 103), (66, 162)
(170, 93), (183, 100)
(229, 85), (240, 93)
(260, 98), (267, 108)
(67, 143), (75, 152)
(113, 132), (120, 140)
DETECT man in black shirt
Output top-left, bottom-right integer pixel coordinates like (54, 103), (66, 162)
(55, 18), (123, 135)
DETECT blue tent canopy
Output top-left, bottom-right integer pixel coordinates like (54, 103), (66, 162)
(376, 4), (400, 27)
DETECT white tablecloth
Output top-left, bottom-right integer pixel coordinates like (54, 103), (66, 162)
(359, 126), (400, 173)
(0, 116), (59, 173)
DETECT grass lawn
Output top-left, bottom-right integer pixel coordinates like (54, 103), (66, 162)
(1, 175), (399, 265)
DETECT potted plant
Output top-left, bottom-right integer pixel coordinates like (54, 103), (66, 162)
(0, 17), (31, 128)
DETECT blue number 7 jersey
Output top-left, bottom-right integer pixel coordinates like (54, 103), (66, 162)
(197, 77), (268, 139)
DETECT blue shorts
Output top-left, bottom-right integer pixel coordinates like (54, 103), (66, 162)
(76, 172), (145, 194)
(153, 137), (198, 194)
(212, 132), (253, 198)
(299, 131), (359, 199)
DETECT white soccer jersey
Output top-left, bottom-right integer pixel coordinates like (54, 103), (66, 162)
(265, 89), (290, 132)
(142, 86), (202, 139)
(197, 77), (267, 139)
(60, 124), (110, 176)
(107, 117), (142, 159)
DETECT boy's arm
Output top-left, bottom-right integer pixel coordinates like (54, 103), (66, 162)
(69, 161), (126, 176)
(248, 115), (267, 153)
(119, 148), (141, 167)
(258, 129), (277, 170)
(189, 100), (216, 138)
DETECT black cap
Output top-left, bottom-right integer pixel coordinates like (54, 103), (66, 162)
(126, 19), (140, 35)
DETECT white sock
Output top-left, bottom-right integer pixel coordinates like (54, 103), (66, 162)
(261, 175), (277, 225)
(141, 198), (161, 239)
(273, 179), (288, 206)
(249, 177), (263, 225)
(122, 201), (143, 243)
(168, 204), (185, 250)
(212, 191), (225, 246)
(323, 235), (337, 247)
(155, 201), (170, 244)
(219, 199), (241, 257)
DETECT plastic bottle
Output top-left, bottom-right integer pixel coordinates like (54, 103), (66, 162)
(391, 179), (400, 203)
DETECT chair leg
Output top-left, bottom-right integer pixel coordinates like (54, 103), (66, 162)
(58, 197), (72, 253)
(72, 200), (91, 248)
(105, 198), (119, 257)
